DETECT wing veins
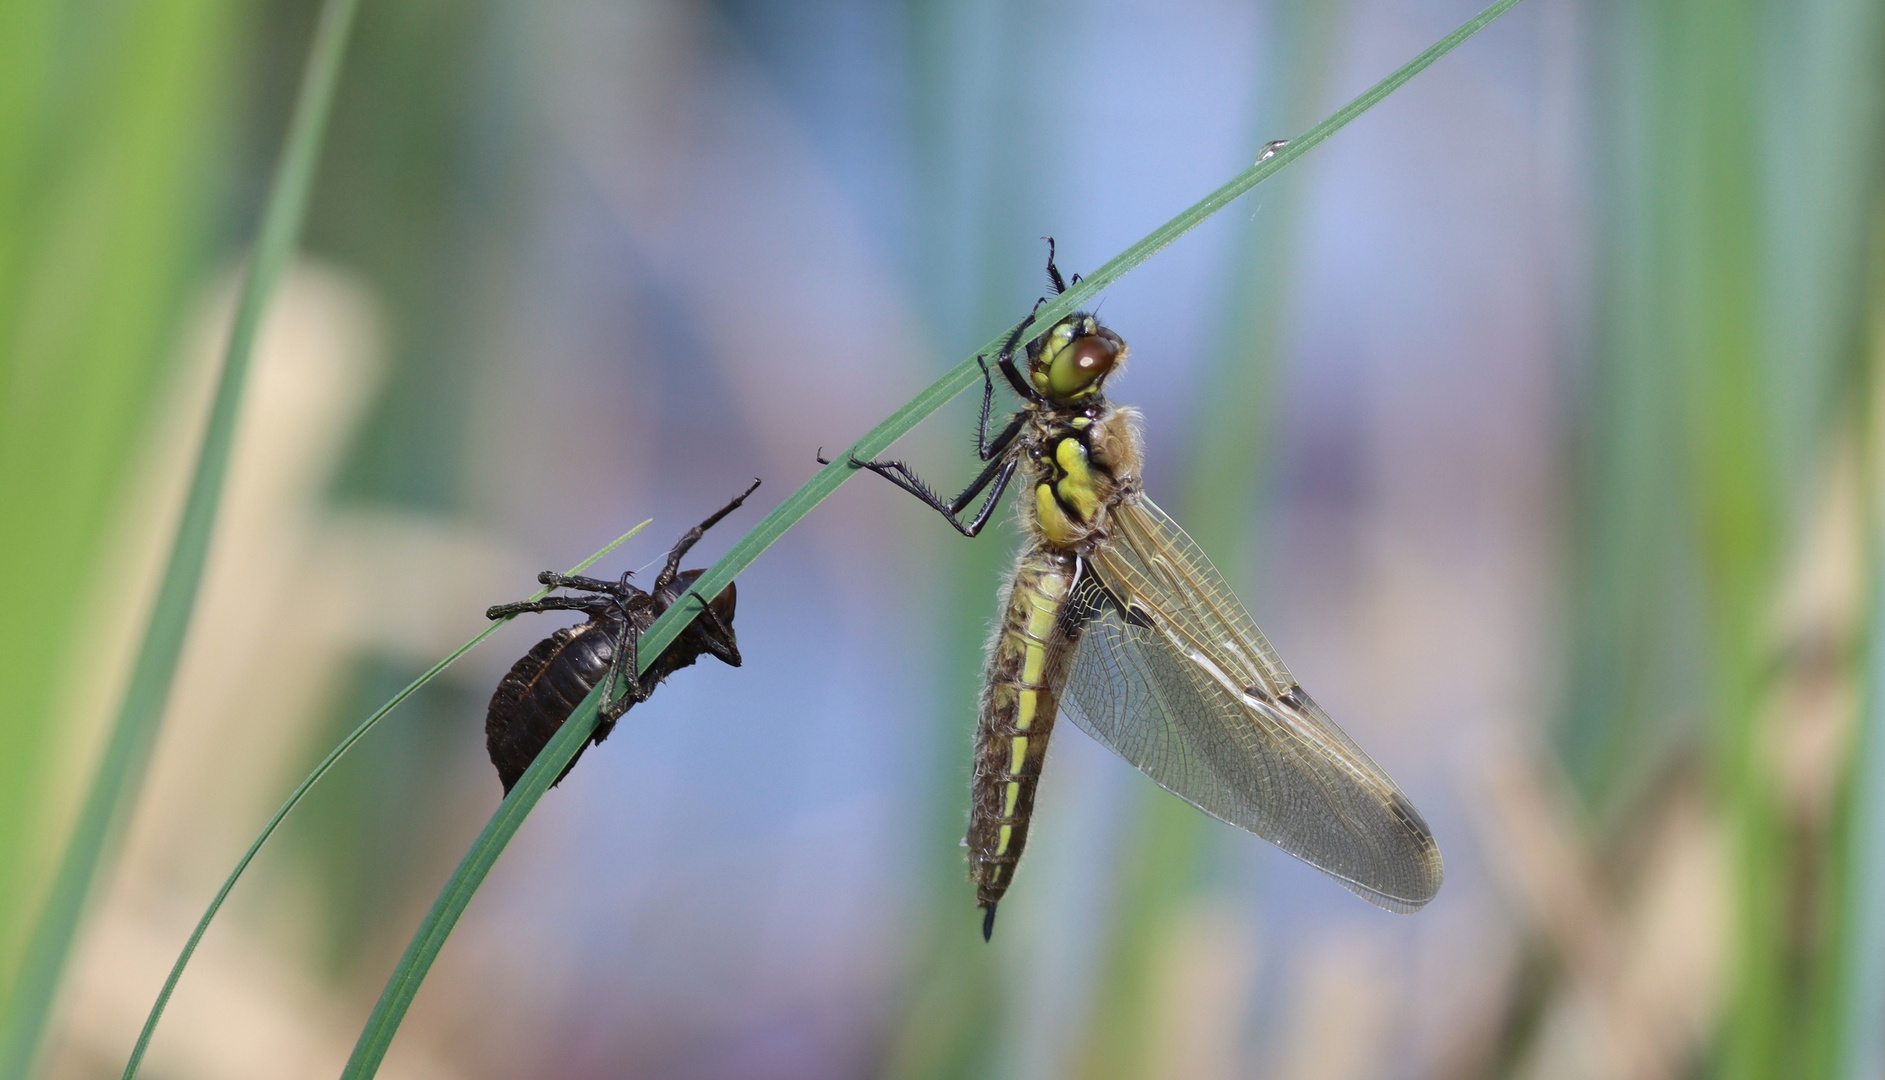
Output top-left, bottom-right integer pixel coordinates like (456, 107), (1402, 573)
(1061, 497), (1442, 911)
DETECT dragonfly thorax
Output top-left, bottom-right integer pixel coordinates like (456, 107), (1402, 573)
(1023, 404), (1142, 552)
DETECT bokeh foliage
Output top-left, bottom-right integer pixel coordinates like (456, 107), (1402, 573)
(0, 0), (244, 1015)
(6, 0), (1885, 1076)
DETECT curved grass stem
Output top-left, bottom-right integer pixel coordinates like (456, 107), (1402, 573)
(334, 2), (1525, 1075)
(118, 524), (649, 1079)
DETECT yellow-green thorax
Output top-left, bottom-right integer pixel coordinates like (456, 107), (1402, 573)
(1025, 405), (1142, 551)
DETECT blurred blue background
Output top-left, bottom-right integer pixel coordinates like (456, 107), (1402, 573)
(4, 0), (1883, 1077)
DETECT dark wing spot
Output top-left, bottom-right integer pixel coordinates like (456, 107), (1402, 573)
(1389, 790), (1436, 847)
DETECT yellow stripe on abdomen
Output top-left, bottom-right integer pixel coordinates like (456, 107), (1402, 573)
(967, 550), (1080, 912)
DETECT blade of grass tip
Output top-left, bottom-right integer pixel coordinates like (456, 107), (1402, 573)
(119, 521), (649, 1080)
(627, 0), (1529, 676)
(0, 0), (362, 1075)
(336, 3), (1528, 1074)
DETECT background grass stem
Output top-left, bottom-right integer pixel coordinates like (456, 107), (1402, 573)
(335, 1), (1526, 1073)
(0, 0), (362, 1074)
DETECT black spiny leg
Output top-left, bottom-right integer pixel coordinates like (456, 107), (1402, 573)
(1043, 237), (1067, 295)
(1041, 236), (1083, 293)
(836, 321), (1033, 535)
(652, 478), (762, 592)
(848, 452), (1018, 537)
(597, 608), (647, 727)
(534, 571), (634, 595)
(485, 594), (614, 621)
(993, 312), (1049, 407)
(678, 589), (742, 667)
(974, 356), (1029, 460)
(981, 903), (998, 941)
(640, 480), (756, 672)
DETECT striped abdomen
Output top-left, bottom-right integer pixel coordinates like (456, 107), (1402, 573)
(969, 548), (1082, 919)
(485, 616), (623, 793)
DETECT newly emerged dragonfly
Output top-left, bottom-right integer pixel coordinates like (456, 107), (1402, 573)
(843, 245), (1442, 938)
(482, 481), (759, 794)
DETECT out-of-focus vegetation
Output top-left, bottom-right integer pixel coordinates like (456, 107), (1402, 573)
(3, 0), (1885, 1079)
(0, 0), (245, 1045)
(0, 0), (360, 1071)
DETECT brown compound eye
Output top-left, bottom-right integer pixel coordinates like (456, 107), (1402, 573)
(1072, 334), (1119, 375)
(1046, 328), (1123, 399)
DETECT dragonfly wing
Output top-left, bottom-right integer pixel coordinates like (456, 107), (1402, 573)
(1060, 497), (1443, 912)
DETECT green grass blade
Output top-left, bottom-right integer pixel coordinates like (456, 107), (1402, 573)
(338, 3), (1527, 1072)
(1007, 0), (1526, 362)
(587, 0), (1528, 683)
(1073, 8), (1343, 1074)
(0, 0), (364, 1074)
(1842, 238), (1885, 1080)
(119, 521), (648, 1080)
(340, 662), (608, 1079)
(1847, 534), (1885, 1080)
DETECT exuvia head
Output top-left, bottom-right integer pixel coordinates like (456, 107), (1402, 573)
(1027, 314), (1126, 403)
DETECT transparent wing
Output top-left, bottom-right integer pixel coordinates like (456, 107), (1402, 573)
(1061, 496), (1443, 912)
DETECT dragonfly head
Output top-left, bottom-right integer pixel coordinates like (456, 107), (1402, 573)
(1028, 314), (1125, 404)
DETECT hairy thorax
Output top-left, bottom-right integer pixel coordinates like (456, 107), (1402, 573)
(1022, 403), (1142, 553)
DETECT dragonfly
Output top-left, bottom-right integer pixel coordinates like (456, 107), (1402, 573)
(842, 244), (1442, 938)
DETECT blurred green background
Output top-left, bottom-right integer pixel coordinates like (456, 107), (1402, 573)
(3, 0), (1884, 1077)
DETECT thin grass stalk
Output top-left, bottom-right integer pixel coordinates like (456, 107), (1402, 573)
(119, 522), (649, 1079)
(1788, 2), (1885, 1073)
(1646, 0), (1789, 1075)
(341, 667), (607, 1078)
(338, 4), (1528, 1073)
(571, 0), (1532, 688)
(1071, 6), (1339, 1075)
(0, 0), (361, 1074)
(1558, 0), (1686, 818)
(881, 6), (1041, 1076)
(1841, 217), (1885, 1080)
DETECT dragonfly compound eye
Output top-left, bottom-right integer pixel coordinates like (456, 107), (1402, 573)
(1038, 323), (1124, 401)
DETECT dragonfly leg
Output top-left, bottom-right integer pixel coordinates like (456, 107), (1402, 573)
(1043, 236), (1067, 295)
(972, 357), (1028, 460)
(993, 310), (1052, 407)
(1039, 237), (1084, 292)
(973, 368), (1027, 462)
(837, 450), (1017, 537)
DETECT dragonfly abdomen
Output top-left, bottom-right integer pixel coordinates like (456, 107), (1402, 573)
(969, 548), (1082, 932)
